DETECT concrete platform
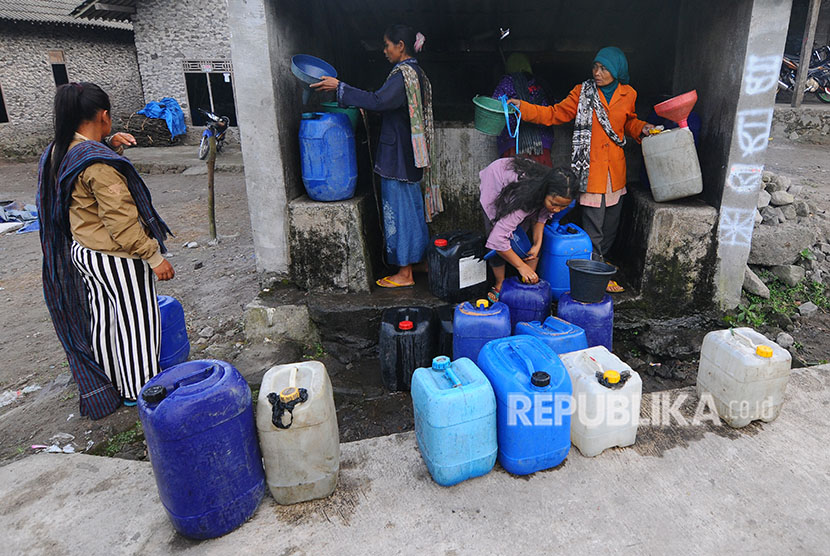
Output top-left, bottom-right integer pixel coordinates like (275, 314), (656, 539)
(1, 365), (827, 555)
(124, 145), (243, 174)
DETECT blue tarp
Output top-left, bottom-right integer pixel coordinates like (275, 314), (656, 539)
(137, 97), (187, 139)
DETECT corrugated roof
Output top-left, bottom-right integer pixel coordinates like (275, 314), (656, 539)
(0, 0), (133, 30)
(71, 0), (135, 23)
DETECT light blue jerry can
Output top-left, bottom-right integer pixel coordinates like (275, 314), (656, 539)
(411, 356), (498, 486)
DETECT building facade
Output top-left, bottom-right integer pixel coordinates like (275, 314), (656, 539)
(0, 1), (143, 157)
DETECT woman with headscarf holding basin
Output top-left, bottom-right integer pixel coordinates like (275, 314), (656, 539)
(508, 46), (655, 293)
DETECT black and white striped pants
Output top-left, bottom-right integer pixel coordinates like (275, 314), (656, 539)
(71, 241), (161, 401)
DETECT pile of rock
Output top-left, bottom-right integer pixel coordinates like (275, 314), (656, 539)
(744, 170), (830, 298)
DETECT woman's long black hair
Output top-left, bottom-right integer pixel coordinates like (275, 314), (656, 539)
(47, 82), (111, 182)
(494, 157), (579, 220)
(385, 24), (417, 56)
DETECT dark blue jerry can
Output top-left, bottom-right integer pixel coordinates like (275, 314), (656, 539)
(538, 221), (593, 300)
(452, 299), (512, 364)
(477, 336), (572, 475)
(514, 316), (588, 355)
(138, 360), (265, 539)
(499, 277), (552, 332)
(158, 295), (190, 370)
(299, 112), (357, 201)
(557, 292), (614, 351)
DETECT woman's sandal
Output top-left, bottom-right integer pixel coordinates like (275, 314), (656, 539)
(606, 280), (625, 294)
(487, 287), (501, 303)
(376, 276), (415, 288)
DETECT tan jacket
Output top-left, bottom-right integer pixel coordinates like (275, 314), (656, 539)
(68, 133), (164, 268)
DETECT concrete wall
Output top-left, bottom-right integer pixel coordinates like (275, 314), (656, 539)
(132, 0), (238, 145)
(674, 0), (754, 209)
(227, 0), (336, 275)
(0, 21), (143, 158)
(699, 0), (793, 309)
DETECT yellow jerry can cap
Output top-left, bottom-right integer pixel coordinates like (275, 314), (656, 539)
(476, 299), (489, 309)
(279, 386), (301, 403)
(602, 370), (621, 384)
(756, 345), (774, 358)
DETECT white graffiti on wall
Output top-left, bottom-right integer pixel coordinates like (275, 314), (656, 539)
(726, 163), (764, 194)
(744, 55), (781, 95)
(718, 207), (756, 247)
(736, 108), (774, 158)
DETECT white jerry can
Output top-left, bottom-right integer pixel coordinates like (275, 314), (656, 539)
(696, 328), (792, 428)
(257, 361), (340, 504)
(559, 346), (642, 457)
(642, 126), (703, 203)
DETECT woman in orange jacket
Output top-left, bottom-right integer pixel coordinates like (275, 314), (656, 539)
(509, 46), (655, 293)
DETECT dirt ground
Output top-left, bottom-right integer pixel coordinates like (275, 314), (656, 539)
(1, 132), (827, 467)
(0, 159), (259, 464)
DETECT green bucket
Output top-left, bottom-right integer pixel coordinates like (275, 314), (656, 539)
(473, 95), (514, 136)
(320, 101), (359, 131)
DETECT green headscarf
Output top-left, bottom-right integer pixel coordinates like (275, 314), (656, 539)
(594, 46), (630, 84)
(505, 53), (533, 75)
(594, 46), (629, 102)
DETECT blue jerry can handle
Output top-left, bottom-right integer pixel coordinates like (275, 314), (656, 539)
(549, 200), (576, 227)
(444, 366), (462, 388)
(509, 344), (536, 376)
(173, 363), (220, 391)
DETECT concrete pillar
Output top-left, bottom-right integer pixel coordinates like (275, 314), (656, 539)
(226, 0), (289, 275)
(713, 0), (793, 309)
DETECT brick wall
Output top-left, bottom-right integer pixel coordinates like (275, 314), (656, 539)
(133, 0), (239, 145)
(0, 21), (144, 158)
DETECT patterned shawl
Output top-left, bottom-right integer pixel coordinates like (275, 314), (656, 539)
(388, 61), (444, 222)
(572, 79), (627, 193)
(37, 140), (171, 419)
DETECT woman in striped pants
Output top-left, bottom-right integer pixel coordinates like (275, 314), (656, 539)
(38, 82), (174, 418)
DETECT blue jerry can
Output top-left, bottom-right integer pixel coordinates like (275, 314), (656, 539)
(452, 299), (511, 365)
(157, 295), (190, 370)
(411, 356), (498, 486)
(138, 360), (265, 539)
(557, 292), (614, 351)
(299, 112), (358, 201)
(477, 336), (572, 475)
(499, 276), (552, 332)
(537, 221), (593, 300)
(515, 316), (588, 355)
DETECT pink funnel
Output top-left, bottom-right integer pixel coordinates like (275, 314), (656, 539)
(654, 90), (698, 128)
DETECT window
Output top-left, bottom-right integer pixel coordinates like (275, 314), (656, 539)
(0, 83), (8, 123)
(182, 60), (237, 126)
(48, 50), (68, 87)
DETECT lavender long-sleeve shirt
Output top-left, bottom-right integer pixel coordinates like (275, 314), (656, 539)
(479, 157), (550, 251)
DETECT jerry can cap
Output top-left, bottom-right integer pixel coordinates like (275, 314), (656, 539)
(602, 370), (621, 384)
(279, 386), (301, 403)
(756, 345), (773, 358)
(142, 385), (167, 404)
(434, 238), (448, 247)
(398, 320), (414, 331)
(531, 371), (550, 387)
(432, 355), (451, 371)
(475, 299), (489, 309)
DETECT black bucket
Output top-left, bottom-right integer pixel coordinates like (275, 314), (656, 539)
(566, 259), (617, 303)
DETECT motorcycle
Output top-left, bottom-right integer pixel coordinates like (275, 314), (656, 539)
(778, 45), (830, 103)
(197, 108), (230, 160)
